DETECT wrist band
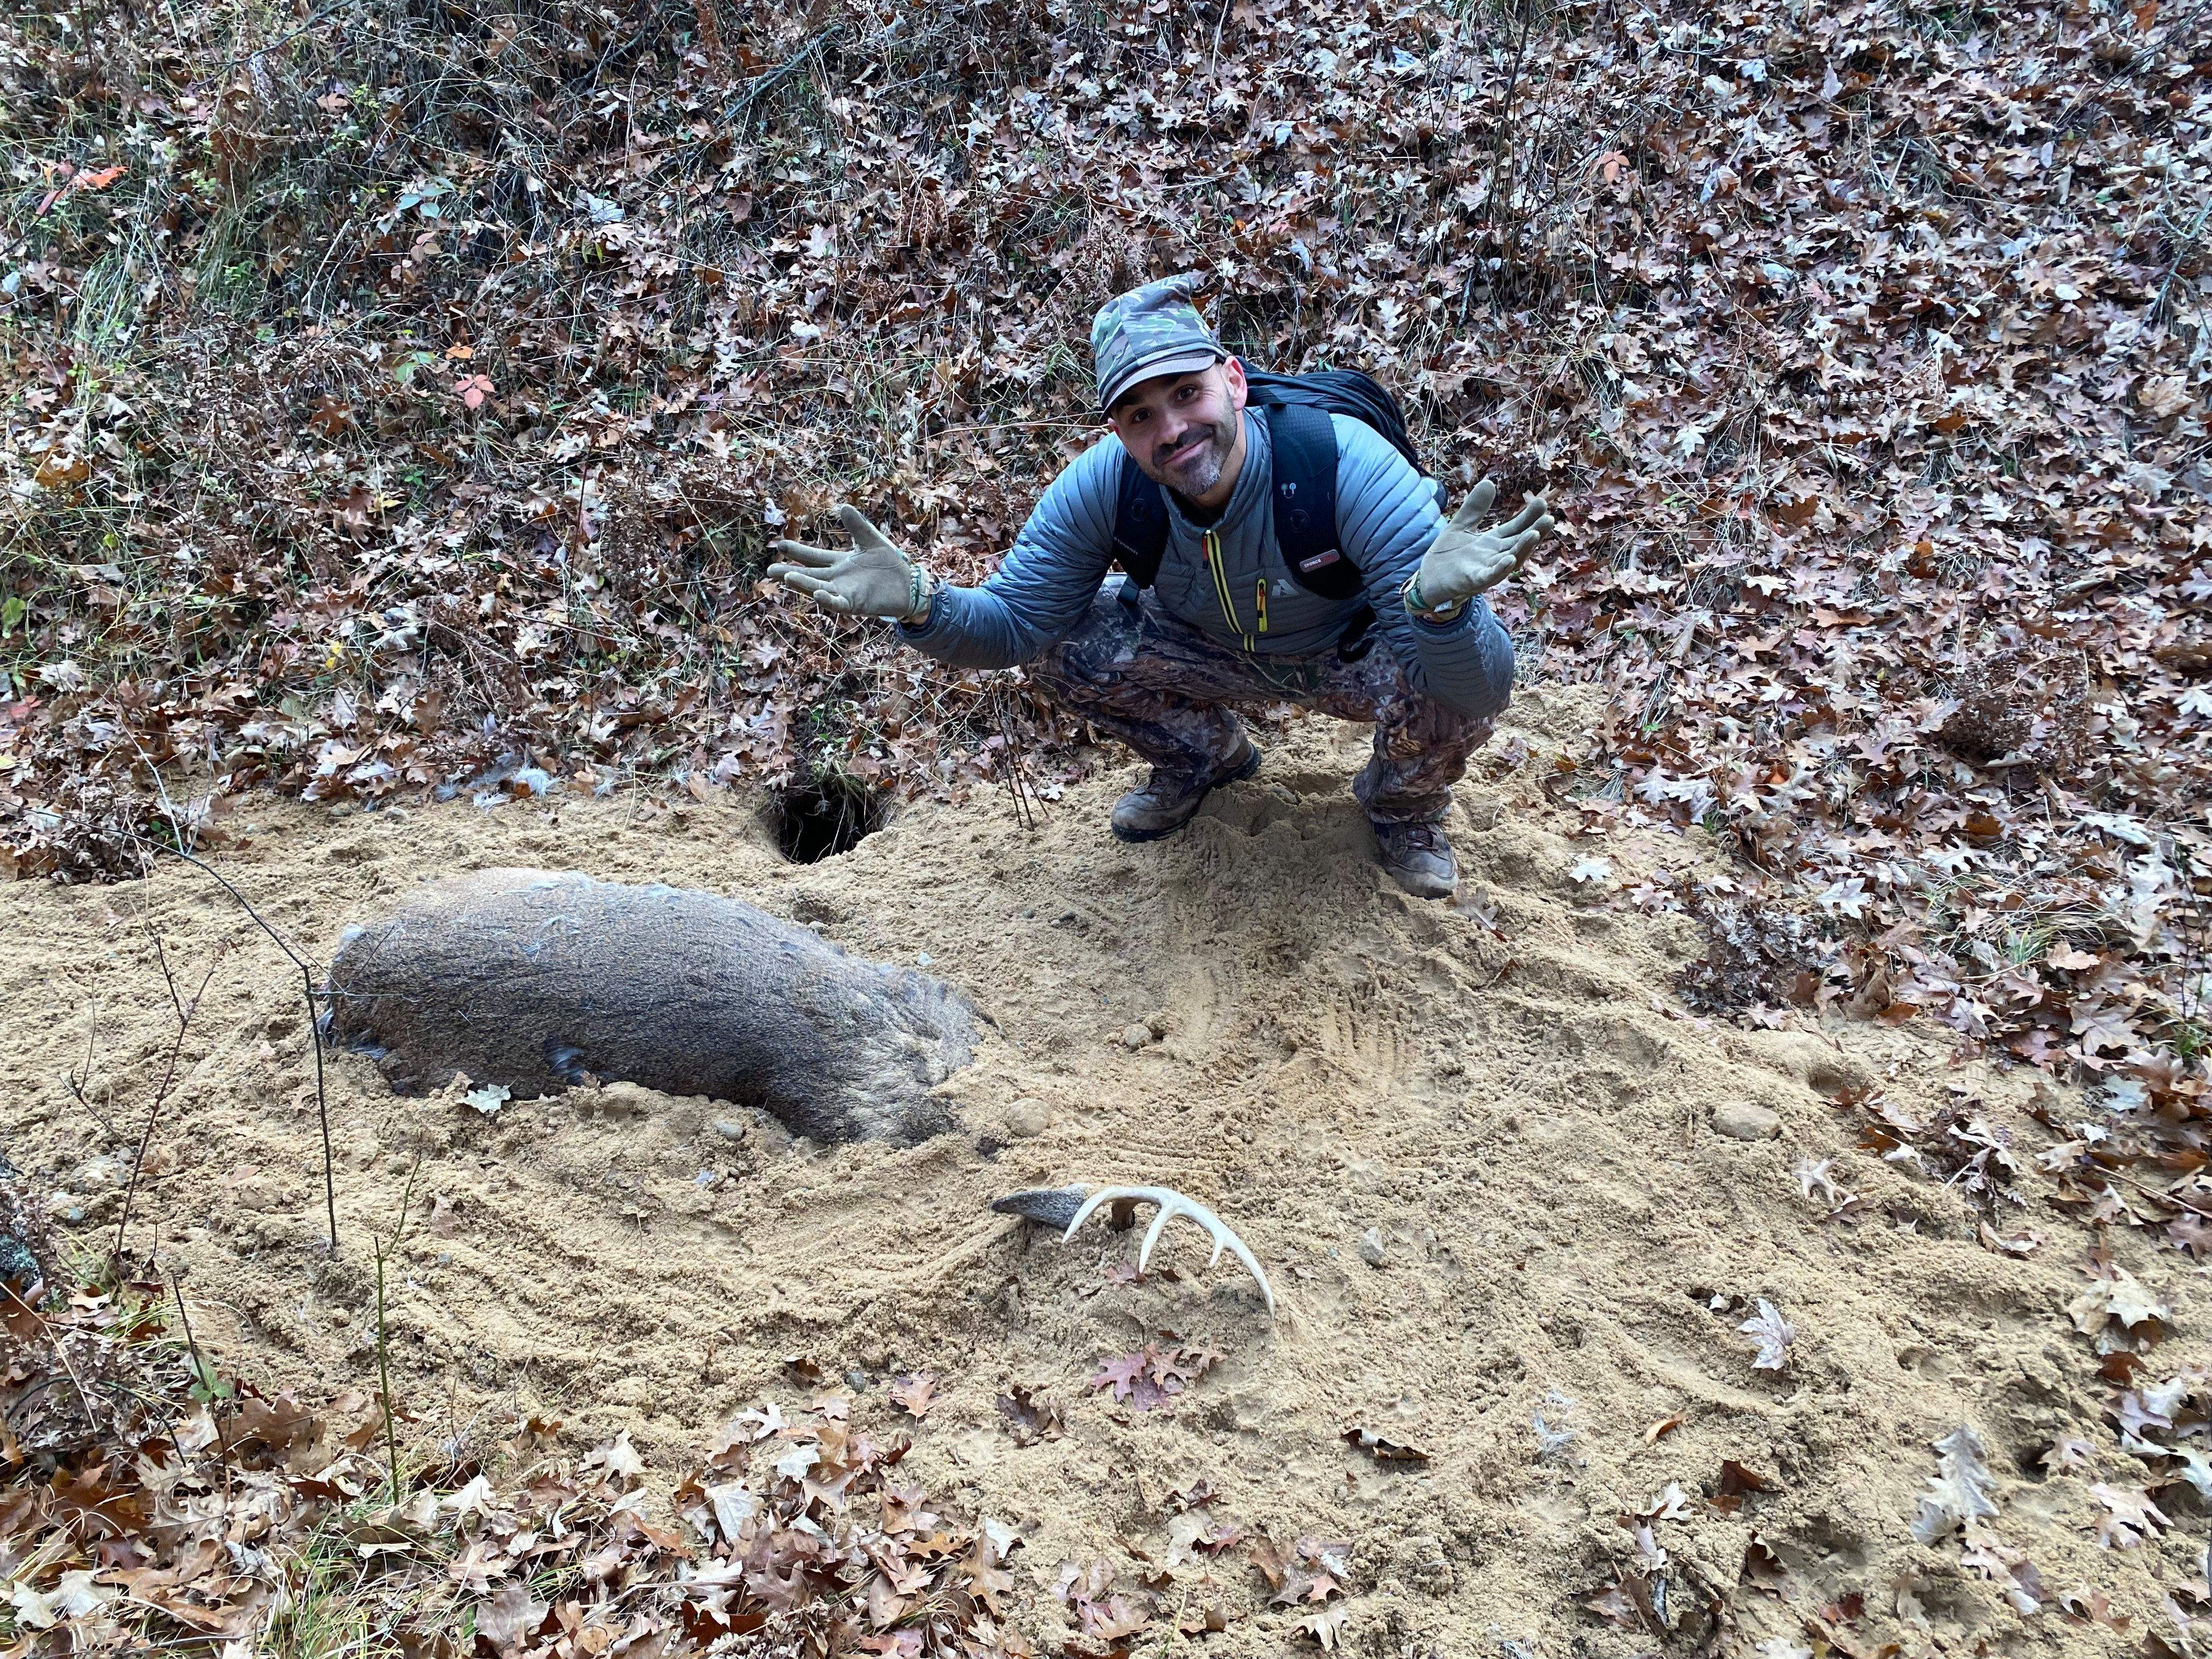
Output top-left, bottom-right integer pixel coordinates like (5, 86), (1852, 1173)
(1403, 574), (1464, 620)
(906, 564), (928, 622)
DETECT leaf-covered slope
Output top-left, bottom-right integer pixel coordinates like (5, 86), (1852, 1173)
(1, 0), (2204, 1091)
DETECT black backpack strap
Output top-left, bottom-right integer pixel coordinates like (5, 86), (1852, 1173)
(1264, 403), (1363, 603)
(1110, 453), (1169, 588)
(1245, 368), (1420, 472)
(1335, 601), (1377, 663)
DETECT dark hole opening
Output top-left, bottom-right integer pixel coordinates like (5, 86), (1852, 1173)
(773, 776), (884, 864)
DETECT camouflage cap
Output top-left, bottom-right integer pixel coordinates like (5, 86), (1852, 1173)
(1091, 271), (1226, 413)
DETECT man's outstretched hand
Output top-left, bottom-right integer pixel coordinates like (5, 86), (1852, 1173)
(1411, 478), (1555, 612)
(769, 505), (932, 621)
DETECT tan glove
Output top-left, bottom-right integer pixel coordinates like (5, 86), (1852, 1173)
(769, 505), (934, 622)
(1407, 479), (1555, 615)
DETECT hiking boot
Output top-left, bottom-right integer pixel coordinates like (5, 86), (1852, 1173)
(1110, 742), (1262, 843)
(1374, 819), (1457, 899)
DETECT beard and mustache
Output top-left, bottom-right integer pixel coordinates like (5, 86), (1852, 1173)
(1135, 415), (1235, 500)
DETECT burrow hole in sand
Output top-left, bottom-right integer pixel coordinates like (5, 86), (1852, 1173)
(771, 775), (885, 863)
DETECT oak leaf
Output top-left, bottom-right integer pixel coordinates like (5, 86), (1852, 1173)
(889, 1373), (936, 1420)
(1910, 1425), (1997, 1543)
(1739, 1299), (1794, 1370)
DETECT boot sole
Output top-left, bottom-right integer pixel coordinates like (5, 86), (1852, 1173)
(1374, 821), (1458, 899)
(1109, 746), (1263, 844)
(1384, 867), (1458, 900)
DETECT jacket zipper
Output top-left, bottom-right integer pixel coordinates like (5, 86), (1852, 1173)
(1202, 529), (1256, 651)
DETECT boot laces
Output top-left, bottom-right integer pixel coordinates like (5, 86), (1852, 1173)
(1389, 822), (1446, 854)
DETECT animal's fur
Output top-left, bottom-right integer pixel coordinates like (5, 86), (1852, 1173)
(325, 868), (971, 1145)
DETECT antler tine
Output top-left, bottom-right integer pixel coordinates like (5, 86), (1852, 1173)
(1137, 1193), (1218, 1273)
(1062, 1184), (1277, 1317)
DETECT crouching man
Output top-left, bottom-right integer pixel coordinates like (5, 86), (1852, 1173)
(768, 273), (1553, 899)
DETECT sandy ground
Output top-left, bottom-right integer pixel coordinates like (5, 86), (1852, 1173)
(4, 683), (2204, 1655)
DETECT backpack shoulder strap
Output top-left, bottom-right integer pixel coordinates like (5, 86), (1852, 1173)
(1264, 403), (1362, 602)
(1110, 452), (1169, 588)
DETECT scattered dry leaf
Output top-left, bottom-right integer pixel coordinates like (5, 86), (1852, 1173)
(1910, 1425), (1998, 1544)
(1739, 1300), (1795, 1371)
(1087, 1342), (1215, 1412)
(889, 1372), (936, 1420)
(1294, 1606), (1348, 1649)
(1340, 1424), (1430, 1463)
(996, 1384), (1066, 1446)
(2090, 1482), (2169, 1548)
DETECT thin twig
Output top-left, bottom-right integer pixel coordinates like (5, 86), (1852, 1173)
(148, 926), (184, 1023)
(373, 1155), (424, 1505)
(150, 845), (339, 1256)
(2102, 1169), (2212, 1224)
(994, 687), (1039, 834)
(167, 1266), (234, 1522)
(65, 998), (118, 1137)
(22, 1296), (101, 1440)
(207, 0), (347, 81)
(114, 953), (219, 1265)
(719, 25), (840, 129)
(2150, 198), (2209, 327)
(1487, 0), (1538, 263)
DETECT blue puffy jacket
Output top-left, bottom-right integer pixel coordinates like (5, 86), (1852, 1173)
(897, 409), (1515, 721)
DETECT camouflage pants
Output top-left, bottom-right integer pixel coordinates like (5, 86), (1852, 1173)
(1030, 582), (1491, 825)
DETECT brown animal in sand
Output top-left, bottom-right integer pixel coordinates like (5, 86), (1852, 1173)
(324, 868), (973, 1146)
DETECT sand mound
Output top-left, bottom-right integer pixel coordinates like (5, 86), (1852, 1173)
(3, 685), (2196, 1654)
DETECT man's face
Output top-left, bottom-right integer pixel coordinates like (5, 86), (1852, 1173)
(1107, 358), (1248, 498)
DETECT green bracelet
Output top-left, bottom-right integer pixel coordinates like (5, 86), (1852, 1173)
(1403, 574), (1464, 620)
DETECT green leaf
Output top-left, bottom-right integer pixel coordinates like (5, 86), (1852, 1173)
(391, 349), (438, 387)
(187, 1352), (234, 1402)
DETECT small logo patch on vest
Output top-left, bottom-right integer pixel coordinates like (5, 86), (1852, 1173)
(1296, 549), (1343, 572)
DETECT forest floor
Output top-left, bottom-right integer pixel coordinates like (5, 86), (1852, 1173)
(5, 686), (2208, 1656)
(2, 0), (2207, 1650)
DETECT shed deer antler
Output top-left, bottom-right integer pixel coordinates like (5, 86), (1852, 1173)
(992, 1185), (1277, 1316)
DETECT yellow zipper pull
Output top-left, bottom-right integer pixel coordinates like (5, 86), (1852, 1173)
(1204, 531), (1256, 651)
(1255, 577), (1268, 634)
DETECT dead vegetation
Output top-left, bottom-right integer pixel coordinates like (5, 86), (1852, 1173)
(1677, 894), (1829, 1018)
(0, 1217), (1033, 1655)
(1, 0), (2203, 1114)
(3, 0), (2211, 1648)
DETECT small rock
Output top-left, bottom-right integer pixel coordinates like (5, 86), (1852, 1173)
(71, 1154), (127, 1192)
(713, 1118), (747, 1144)
(1119, 1023), (1153, 1051)
(1004, 1097), (1052, 1137)
(1358, 1227), (1389, 1267)
(1712, 1101), (1782, 1141)
(43, 1191), (87, 1224)
(845, 1368), (868, 1391)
